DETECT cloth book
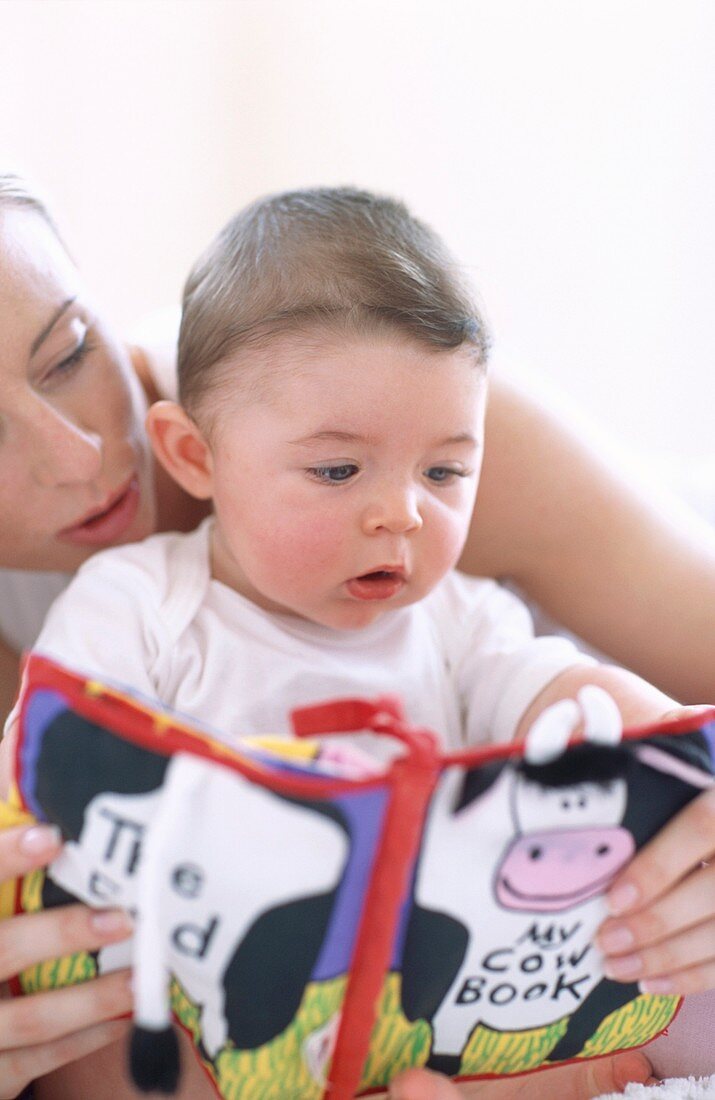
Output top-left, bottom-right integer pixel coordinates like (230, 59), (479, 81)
(4, 653), (715, 1099)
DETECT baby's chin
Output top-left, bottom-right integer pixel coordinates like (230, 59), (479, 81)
(302, 591), (429, 632)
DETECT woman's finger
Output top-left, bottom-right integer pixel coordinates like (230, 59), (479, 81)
(386, 1049), (655, 1099)
(0, 1017), (129, 1100)
(601, 860), (715, 947)
(638, 955), (715, 997)
(605, 786), (715, 917)
(0, 823), (63, 881)
(0, 968), (132, 1051)
(0, 902), (132, 981)
(602, 911), (715, 989)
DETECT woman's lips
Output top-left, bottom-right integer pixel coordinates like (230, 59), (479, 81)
(346, 569), (406, 601)
(58, 477), (141, 547)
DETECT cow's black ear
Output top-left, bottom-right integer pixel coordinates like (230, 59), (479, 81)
(646, 729), (714, 775)
(453, 761), (506, 812)
(621, 739), (711, 848)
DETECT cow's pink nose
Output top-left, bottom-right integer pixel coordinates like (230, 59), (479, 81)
(495, 826), (635, 912)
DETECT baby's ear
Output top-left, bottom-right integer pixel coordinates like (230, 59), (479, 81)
(146, 401), (214, 500)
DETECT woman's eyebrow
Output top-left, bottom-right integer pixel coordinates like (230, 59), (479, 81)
(30, 297), (77, 356)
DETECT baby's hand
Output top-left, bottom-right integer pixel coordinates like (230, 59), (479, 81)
(597, 705), (715, 996)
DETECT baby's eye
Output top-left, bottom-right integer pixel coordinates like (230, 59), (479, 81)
(424, 466), (468, 485)
(307, 463), (360, 484)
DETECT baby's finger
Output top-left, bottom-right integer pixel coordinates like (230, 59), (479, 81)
(0, 903), (132, 980)
(602, 913), (715, 987)
(0, 823), (62, 880)
(606, 786), (715, 916)
(0, 968), (132, 1051)
(0, 1017), (129, 1100)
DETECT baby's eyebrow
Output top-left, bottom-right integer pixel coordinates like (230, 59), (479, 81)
(440, 432), (479, 447)
(30, 297), (77, 356)
(288, 430), (375, 447)
(289, 430), (479, 448)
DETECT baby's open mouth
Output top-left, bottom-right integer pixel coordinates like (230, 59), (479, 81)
(346, 568), (406, 602)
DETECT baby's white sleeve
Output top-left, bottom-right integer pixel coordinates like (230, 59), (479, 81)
(441, 574), (596, 745)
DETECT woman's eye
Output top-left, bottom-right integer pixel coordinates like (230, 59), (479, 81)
(46, 338), (92, 383)
(308, 464), (359, 484)
(425, 466), (467, 484)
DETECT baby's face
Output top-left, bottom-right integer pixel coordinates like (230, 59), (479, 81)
(208, 331), (486, 630)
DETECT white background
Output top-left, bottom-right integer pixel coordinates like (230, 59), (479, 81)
(1, 0), (713, 467)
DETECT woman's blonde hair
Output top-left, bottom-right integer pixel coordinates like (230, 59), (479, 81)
(178, 186), (489, 416)
(0, 173), (62, 240)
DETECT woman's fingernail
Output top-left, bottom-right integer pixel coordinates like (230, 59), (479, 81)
(639, 977), (674, 995)
(91, 909), (133, 936)
(599, 924), (635, 953)
(607, 882), (640, 915)
(18, 824), (62, 855)
(604, 953), (643, 980)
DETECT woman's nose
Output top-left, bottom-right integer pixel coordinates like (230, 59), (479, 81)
(30, 405), (104, 486)
(361, 485), (424, 535)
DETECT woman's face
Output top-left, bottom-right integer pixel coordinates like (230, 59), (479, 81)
(0, 206), (157, 571)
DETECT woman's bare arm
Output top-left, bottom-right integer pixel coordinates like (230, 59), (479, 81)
(0, 637), (19, 728)
(461, 375), (715, 702)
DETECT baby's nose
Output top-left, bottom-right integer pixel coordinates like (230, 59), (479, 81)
(361, 487), (423, 534)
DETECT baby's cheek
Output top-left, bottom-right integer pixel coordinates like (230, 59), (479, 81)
(256, 512), (347, 577)
(428, 514), (470, 575)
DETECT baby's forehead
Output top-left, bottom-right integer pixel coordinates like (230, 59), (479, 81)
(202, 328), (486, 451)
(220, 325), (486, 394)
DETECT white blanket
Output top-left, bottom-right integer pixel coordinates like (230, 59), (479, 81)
(596, 1076), (715, 1099)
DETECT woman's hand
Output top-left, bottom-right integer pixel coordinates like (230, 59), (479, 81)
(384, 1049), (658, 1098)
(0, 822), (133, 1099)
(598, 763), (715, 997)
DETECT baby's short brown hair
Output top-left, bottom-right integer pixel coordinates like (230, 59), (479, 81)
(178, 187), (489, 415)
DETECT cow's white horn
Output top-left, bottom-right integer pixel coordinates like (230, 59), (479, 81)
(578, 685), (623, 744)
(524, 699), (580, 764)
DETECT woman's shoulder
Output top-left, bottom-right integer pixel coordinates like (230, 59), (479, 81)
(0, 568), (72, 654)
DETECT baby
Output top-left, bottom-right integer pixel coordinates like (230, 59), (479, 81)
(21, 186), (669, 746)
(9, 186), (708, 1098)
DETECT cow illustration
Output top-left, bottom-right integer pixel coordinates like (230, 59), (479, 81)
(19, 695), (379, 1076)
(400, 691), (715, 1075)
(17, 677), (715, 1093)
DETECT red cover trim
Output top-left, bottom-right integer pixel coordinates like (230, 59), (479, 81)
(325, 723), (440, 1100)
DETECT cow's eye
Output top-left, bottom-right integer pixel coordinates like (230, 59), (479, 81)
(578, 796), (587, 808)
(528, 846), (543, 860)
(560, 798), (571, 810)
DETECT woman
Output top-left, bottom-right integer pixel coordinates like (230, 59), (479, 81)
(0, 175), (712, 1097)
